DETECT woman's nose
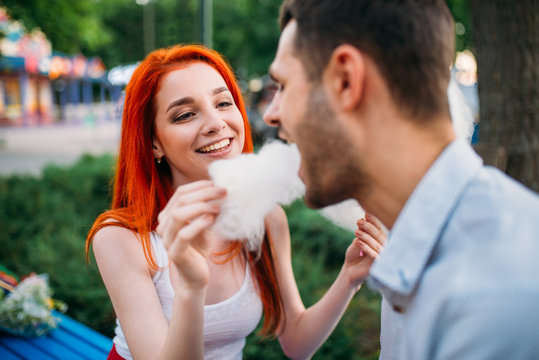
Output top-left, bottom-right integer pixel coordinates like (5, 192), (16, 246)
(202, 110), (226, 135)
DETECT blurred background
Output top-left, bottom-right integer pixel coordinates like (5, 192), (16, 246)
(0, 0), (536, 359)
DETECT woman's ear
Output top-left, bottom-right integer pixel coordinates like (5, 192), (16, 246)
(323, 44), (366, 112)
(152, 138), (164, 160)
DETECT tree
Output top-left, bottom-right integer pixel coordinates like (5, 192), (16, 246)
(213, 0), (281, 78)
(469, 0), (538, 192)
(1, 0), (282, 76)
(446, 0), (473, 52)
(1, 0), (111, 54)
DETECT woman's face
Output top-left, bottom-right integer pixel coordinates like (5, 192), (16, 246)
(153, 62), (245, 187)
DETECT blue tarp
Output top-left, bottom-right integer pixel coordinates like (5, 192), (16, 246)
(0, 312), (112, 359)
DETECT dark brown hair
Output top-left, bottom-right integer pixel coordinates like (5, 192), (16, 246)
(279, 0), (455, 119)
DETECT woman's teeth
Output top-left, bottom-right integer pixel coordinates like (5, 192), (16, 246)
(197, 138), (231, 153)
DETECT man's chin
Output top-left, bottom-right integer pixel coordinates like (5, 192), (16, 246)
(304, 185), (356, 210)
(304, 190), (337, 210)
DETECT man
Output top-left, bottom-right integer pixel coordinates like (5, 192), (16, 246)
(263, 0), (539, 358)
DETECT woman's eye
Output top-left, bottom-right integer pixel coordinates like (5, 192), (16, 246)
(175, 112), (195, 122)
(217, 101), (232, 108)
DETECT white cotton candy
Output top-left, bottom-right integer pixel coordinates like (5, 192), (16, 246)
(209, 141), (369, 247)
(208, 141), (305, 252)
(318, 199), (366, 233)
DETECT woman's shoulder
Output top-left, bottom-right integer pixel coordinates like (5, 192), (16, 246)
(93, 223), (138, 246)
(92, 224), (157, 280)
(264, 205), (290, 250)
(265, 204), (288, 229)
(92, 225), (144, 265)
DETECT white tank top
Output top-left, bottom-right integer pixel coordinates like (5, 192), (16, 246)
(113, 232), (263, 360)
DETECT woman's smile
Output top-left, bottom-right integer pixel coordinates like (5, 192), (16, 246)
(196, 138), (233, 154)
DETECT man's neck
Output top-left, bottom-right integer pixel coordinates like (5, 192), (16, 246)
(356, 115), (456, 230)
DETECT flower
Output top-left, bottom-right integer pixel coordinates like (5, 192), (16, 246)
(0, 273), (67, 337)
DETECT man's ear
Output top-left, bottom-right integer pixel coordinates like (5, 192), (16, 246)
(323, 45), (366, 111)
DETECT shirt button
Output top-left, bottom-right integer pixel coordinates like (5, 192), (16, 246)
(393, 304), (404, 313)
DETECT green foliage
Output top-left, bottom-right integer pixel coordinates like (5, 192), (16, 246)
(91, 0), (281, 74)
(0, 154), (116, 336)
(92, 0), (200, 68)
(1, 0), (112, 54)
(446, 0), (473, 52)
(213, 0), (281, 78)
(0, 155), (381, 357)
(1, 0), (282, 77)
(2, 0), (471, 75)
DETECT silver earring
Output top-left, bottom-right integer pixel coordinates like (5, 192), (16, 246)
(157, 157), (162, 164)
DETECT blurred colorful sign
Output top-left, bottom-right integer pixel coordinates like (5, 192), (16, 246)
(0, 7), (106, 80)
(46, 54), (106, 80)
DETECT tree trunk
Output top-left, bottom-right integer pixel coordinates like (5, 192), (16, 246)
(469, 0), (538, 192)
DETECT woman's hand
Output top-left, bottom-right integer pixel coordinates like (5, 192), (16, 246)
(156, 180), (227, 290)
(343, 212), (387, 289)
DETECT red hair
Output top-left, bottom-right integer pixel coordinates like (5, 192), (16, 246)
(86, 44), (283, 336)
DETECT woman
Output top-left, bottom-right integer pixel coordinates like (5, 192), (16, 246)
(86, 44), (386, 360)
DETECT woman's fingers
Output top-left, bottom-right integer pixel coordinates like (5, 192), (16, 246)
(354, 238), (380, 259)
(357, 217), (386, 246)
(175, 186), (227, 207)
(167, 215), (215, 288)
(159, 181), (211, 218)
(365, 212), (385, 234)
(158, 202), (219, 248)
(167, 180), (224, 209)
(355, 228), (384, 256)
(168, 214), (216, 259)
(157, 185), (226, 227)
(168, 180), (215, 206)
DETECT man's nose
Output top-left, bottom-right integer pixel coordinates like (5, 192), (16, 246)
(263, 94), (280, 128)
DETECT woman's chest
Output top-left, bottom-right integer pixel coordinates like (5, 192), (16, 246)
(205, 256), (246, 306)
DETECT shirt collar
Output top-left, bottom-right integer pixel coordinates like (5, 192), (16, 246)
(368, 139), (483, 304)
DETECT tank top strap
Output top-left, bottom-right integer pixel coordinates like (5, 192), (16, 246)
(150, 232), (169, 268)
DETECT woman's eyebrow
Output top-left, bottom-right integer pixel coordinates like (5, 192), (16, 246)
(166, 87), (229, 113)
(213, 86), (229, 95)
(166, 96), (194, 113)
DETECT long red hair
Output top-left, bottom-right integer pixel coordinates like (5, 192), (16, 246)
(86, 44), (283, 336)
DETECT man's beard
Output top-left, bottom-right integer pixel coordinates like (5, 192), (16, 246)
(298, 86), (369, 209)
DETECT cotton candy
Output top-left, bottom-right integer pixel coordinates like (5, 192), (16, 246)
(208, 141), (305, 252)
(318, 199), (365, 233)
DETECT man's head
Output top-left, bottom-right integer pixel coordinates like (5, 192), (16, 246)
(278, 0), (455, 118)
(264, 0), (456, 211)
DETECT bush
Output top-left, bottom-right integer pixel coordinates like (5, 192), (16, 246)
(0, 154), (381, 359)
(0, 154), (116, 336)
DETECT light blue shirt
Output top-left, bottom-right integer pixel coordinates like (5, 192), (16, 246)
(368, 139), (539, 359)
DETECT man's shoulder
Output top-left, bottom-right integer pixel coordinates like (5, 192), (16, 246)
(467, 165), (539, 208)
(453, 165), (539, 232)
(427, 166), (539, 295)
